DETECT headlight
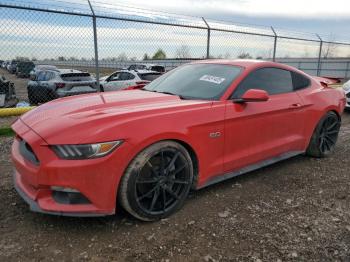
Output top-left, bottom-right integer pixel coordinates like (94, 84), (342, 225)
(51, 140), (123, 160)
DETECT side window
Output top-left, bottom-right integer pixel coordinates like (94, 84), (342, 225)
(232, 68), (294, 98)
(292, 71), (310, 90)
(37, 71), (46, 81)
(126, 73), (135, 80)
(109, 72), (121, 81)
(45, 72), (55, 81)
(120, 72), (135, 80)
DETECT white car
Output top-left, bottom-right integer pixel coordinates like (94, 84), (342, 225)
(127, 64), (165, 73)
(343, 80), (350, 109)
(100, 70), (161, 91)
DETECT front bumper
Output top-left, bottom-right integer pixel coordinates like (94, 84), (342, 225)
(14, 173), (106, 217)
(11, 119), (130, 217)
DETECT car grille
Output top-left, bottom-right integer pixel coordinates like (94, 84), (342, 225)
(18, 137), (40, 166)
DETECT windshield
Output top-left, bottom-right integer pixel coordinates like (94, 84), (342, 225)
(144, 64), (242, 100)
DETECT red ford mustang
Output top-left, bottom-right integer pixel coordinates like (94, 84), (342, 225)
(11, 60), (346, 221)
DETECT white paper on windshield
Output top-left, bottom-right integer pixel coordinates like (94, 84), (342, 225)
(199, 75), (225, 85)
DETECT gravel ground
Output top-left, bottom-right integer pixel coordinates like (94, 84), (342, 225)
(0, 113), (350, 262)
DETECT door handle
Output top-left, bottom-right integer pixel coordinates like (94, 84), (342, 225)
(289, 103), (302, 109)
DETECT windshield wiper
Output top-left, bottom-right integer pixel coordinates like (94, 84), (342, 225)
(142, 89), (189, 99)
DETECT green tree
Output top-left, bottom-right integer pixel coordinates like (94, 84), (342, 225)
(152, 49), (166, 59)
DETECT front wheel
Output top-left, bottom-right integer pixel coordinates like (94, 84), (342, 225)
(306, 111), (341, 158)
(119, 141), (193, 221)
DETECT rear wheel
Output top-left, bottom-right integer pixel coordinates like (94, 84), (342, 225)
(306, 111), (341, 157)
(28, 87), (39, 105)
(119, 141), (193, 221)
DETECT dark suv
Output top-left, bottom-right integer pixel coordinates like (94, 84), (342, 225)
(16, 61), (35, 78)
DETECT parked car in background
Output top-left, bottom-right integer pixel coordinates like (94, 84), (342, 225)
(16, 61), (35, 78)
(343, 80), (350, 110)
(127, 64), (165, 73)
(27, 69), (98, 104)
(12, 60), (346, 220)
(7, 60), (19, 73)
(0, 75), (17, 107)
(29, 64), (58, 79)
(100, 70), (161, 91)
(2, 61), (10, 69)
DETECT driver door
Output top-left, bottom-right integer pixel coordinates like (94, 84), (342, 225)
(104, 72), (136, 91)
(223, 67), (305, 173)
(104, 72), (123, 91)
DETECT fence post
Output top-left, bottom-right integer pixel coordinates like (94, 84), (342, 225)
(87, 0), (101, 91)
(271, 27), (277, 62)
(316, 34), (323, 76)
(202, 17), (210, 59)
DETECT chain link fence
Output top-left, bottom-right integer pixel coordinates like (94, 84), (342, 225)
(0, 0), (350, 106)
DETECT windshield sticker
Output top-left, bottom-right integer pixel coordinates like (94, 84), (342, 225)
(199, 75), (226, 85)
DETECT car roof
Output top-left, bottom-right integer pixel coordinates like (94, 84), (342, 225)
(35, 65), (58, 69)
(192, 59), (295, 70)
(130, 63), (163, 67)
(132, 69), (160, 74)
(56, 69), (86, 74)
(116, 69), (159, 74)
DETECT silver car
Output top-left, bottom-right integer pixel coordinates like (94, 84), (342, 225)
(27, 69), (98, 105)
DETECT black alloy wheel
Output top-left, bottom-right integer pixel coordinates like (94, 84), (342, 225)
(119, 141), (193, 221)
(307, 111), (341, 157)
(318, 113), (341, 154)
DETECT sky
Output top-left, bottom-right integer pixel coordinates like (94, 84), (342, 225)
(109, 0), (350, 40)
(0, 0), (349, 60)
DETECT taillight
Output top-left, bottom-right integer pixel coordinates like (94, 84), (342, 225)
(55, 83), (65, 89)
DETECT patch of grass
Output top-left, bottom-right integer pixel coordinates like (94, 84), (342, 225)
(0, 126), (15, 137)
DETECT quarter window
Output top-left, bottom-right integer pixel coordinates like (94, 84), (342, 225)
(120, 72), (135, 80)
(232, 67), (294, 98)
(292, 71), (310, 90)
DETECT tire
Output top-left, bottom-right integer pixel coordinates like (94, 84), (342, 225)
(306, 111), (341, 158)
(28, 87), (39, 105)
(119, 141), (193, 221)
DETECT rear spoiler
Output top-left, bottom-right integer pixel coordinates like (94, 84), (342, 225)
(312, 76), (342, 88)
(60, 73), (90, 78)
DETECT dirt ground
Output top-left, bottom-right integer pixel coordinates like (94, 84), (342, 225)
(0, 112), (349, 261)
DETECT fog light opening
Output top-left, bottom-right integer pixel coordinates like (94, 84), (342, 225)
(51, 186), (91, 205)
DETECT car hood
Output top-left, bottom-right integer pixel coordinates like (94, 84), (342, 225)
(20, 90), (211, 144)
(99, 76), (109, 82)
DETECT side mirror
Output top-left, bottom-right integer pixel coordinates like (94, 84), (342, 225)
(233, 89), (269, 103)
